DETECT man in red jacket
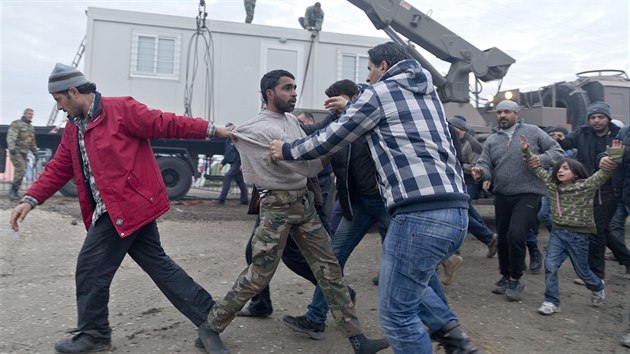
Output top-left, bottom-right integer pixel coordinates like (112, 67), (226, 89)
(9, 63), (232, 353)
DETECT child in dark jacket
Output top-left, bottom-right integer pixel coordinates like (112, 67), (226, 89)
(519, 135), (624, 315)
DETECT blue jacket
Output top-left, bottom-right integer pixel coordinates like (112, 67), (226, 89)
(282, 59), (468, 214)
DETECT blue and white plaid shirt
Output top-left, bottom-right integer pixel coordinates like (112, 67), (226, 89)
(282, 59), (468, 214)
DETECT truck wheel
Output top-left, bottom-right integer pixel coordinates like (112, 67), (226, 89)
(542, 83), (590, 127)
(59, 178), (78, 197)
(158, 157), (192, 200)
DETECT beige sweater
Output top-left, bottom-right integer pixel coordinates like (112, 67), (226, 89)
(232, 109), (323, 190)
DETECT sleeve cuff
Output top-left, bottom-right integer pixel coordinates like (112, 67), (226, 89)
(205, 123), (216, 139)
(21, 195), (39, 209)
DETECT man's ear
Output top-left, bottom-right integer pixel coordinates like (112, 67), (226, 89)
(380, 60), (390, 73)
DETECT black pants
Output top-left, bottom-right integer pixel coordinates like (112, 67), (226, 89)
(494, 193), (541, 280)
(243, 215), (318, 314)
(590, 190), (630, 278)
(76, 214), (215, 340)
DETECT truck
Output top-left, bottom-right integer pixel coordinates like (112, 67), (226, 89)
(0, 124), (225, 200)
(348, 0), (630, 132)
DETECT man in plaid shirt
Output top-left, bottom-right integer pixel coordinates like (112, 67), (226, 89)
(269, 42), (479, 353)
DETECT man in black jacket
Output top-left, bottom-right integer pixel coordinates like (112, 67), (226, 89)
(217, 123), (249, 205)
(559, 101), (630, 279)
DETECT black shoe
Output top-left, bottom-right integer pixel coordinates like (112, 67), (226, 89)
(197, 323), (229, 354)
(486, 234), (498, 258)
(349, 333), (390, 354)
(372, 276), (379, 286)
(505, 279), (525, 301)
(236, 305), (272, 317)
(54, 332), (111, 353)
(8, 189), (19, 201)
(492, 277), (509, 294)
(430, 320), (480, 354)
(282, 315), (326, 340)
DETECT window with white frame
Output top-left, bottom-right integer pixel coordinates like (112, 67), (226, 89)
(340, 53), (369, 83)
(130, 32), (180, 79)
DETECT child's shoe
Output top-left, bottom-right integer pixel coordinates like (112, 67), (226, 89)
(591, 280), (605, 307)
(537, 301), (560, 315)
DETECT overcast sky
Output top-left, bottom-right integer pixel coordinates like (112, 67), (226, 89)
(1, 0), (628, 126)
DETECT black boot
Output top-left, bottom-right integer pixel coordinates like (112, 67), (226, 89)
(349, 333), (389, 354)
(8, 188), (19, 201)
(197, 323), (229, 354)
(528, 243), (543, 273)
(431, 320), (480, 354)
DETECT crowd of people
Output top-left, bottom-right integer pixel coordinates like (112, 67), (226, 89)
(7, 39), (630, 354)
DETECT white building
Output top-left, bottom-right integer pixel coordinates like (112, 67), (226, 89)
(83, 7), (387, 126)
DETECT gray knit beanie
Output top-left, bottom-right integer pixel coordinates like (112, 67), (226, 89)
(586, 101), (611, 121)
(48, 63), (89, 93)
(447, 115), (468, 131)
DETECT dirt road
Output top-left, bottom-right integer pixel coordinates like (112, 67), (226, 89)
(1, 192), (628, 354)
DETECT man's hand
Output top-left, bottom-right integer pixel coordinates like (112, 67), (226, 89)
(600, 157), (618, 171)
(482, 180), (492, 193)
(215, 125), (235, 138)
(269, 140), (285, 161)
(324, 96), (349, 114)
(471, 166), (484, 180)
(9, 202), (33, 232)
(519, 135), (529, 150)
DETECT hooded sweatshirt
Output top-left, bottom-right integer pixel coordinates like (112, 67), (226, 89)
(280, 59), (468, 214)
(232, 109), (322, 190)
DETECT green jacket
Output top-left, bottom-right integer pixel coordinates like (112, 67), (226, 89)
(526, 147), (623, 234)
(6, 117), (38, 154)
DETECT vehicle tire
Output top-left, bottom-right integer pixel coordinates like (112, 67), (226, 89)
(542, 83), (590, 127)
(158, 157), (192, 200)
(59, 178), (78, 197)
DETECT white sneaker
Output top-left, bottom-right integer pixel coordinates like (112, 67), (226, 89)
(537, 301), (560, 315)
(621, 332), (630, 348)
(591, 280), (605, 307)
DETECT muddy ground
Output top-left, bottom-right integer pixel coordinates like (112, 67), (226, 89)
(0, 189), (629, 354)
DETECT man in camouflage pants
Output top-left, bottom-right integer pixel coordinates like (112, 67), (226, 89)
(6, 108), (38, 201)
(196, 70), (388, 354)
(243, 0), (255, 23)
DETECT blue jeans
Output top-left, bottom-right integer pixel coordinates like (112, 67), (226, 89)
(467, 202), (494, 244)
(378, 208), (468, 353)
(543, 229), (604, 306)
(538, 195), (552, 230)
(306, 193), (390, 324)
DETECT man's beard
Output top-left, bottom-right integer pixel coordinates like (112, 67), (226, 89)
(275, 96), (296, 113)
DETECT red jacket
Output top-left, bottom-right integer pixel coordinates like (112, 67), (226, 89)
(26, 95), (210, 237)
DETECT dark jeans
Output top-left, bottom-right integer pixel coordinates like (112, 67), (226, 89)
(466, 183), (494, 245)
(243, 216), (318, 314)
(218, 162), (248, 203)
(589, 189), (621, 278)
(76, 214), (215, 340)
(609, 202), (628, 246)
(494, 193), (541, 280)
(318, 172), (333, 235)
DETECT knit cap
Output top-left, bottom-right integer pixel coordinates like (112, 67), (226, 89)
(495, 100), (520, 112)
(447, 115), (468, 131)
(48, 63), (89, 93)
(586, 101), (611, 121)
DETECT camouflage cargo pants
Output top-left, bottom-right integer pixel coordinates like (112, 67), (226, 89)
(207, 188), (361, 337)
(244, 0), (255, 23)
(10, 152), (27, 190)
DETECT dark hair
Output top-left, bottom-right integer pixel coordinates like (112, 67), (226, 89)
(325, 79), (359, 98)
(298, 111), (314, 120)
(368, 42), (411, 69)
(260, 70), (294, 103)
(550, 158), (590, 184)
(60, 82), (97, 97)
